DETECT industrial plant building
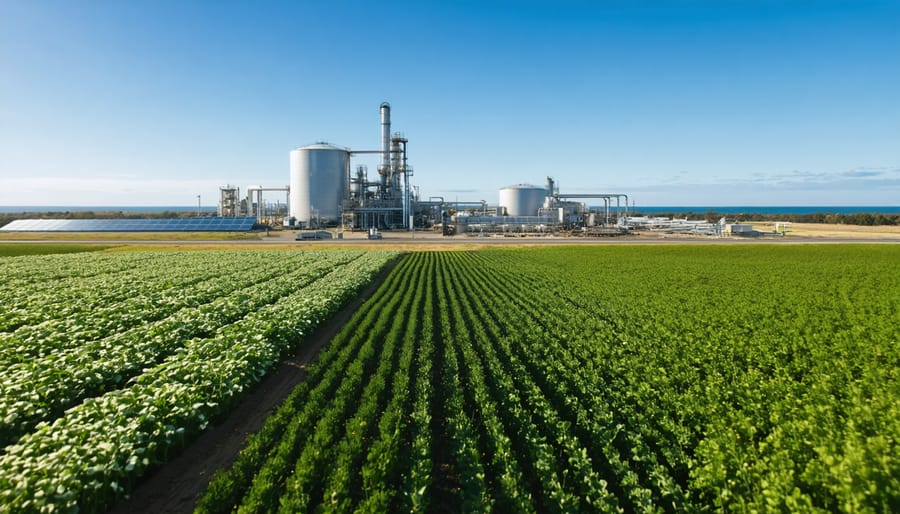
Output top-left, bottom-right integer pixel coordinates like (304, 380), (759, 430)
(222, 102), (633, 237)
(0, 102), (646, 236)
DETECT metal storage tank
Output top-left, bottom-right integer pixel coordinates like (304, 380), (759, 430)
(289, 143), (349, 225)
(499, 184), (548, 216)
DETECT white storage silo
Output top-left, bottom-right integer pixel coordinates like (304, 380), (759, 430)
(289, 143), (349, 225)
(499, 184), (548, 216)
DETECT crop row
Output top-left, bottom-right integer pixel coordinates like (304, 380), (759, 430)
(493, 245), (899, 510)
(197, 252), (432, 513)
(200, 251), (627, 512)
(0, 250), (398, 513)
(0, 252), (361, 446)
(1, 251), (162, 286)
(0, 251), (302, 344)
(0, 256), (288, 362)
(198, 245), (898, 512)
(0, 252), (201, 329)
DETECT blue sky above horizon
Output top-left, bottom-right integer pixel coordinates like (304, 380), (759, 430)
(1, 0), (898, 207)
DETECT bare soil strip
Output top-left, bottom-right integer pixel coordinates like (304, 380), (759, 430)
(107, 257), (401, 514)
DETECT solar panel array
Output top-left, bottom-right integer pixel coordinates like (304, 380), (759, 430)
(0, 217), (258, 232)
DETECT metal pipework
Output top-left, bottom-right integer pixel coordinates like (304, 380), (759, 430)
(247, 185), (290, 223)
(553, 193), (630, 227)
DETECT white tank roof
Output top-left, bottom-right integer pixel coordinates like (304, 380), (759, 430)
(294, 142), (349, 152)
(501, 183), (545, 190)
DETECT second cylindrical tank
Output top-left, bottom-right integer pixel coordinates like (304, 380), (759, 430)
(499, 184), (548, 216)
(289, 143), (349, 225)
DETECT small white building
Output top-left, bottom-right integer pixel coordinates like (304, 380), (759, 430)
(726, 224), (755, 235)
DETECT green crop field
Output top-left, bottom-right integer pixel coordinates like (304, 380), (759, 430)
(0, 245), (897, 513)
(200, 246), (899, 513)
(0, 249), (398, 512)
(0, 244), (114, 258)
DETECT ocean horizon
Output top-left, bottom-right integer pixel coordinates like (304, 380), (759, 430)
(1, 205), (899, 216)
(0, 206), (220, 214)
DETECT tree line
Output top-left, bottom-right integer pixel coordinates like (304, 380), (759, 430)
(633, 210), (900, 226)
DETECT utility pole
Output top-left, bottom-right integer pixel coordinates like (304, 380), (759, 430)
(197, 195), (201, 217)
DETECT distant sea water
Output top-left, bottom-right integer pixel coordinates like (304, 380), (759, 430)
(0, 206), (219, 214)
(1, 205), (899, 215)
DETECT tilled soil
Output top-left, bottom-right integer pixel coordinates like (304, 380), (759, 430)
(108, 259), (398, 514)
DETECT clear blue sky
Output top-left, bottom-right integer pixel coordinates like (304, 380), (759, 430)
(1, 0), (898, 207)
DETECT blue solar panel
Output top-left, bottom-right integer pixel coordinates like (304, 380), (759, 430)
(0, 217), (258, 232)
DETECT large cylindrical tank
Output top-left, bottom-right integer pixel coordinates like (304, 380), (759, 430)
(499, 184), (547, 216)
(289, 143), (349, 224)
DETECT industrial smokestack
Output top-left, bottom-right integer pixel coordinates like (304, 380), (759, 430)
(380, 102), (391, 170)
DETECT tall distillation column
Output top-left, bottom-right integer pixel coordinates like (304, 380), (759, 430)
(380, 102), (391, 191)
(392, 134), (410, 228)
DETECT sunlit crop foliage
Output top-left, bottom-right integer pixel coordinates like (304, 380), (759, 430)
(0, 250), (397, 513)
(201, 246), (899, 513)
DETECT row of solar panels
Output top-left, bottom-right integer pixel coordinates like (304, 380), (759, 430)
(0, 217), (258, 232)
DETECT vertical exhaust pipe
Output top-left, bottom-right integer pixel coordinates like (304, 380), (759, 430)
(380, 102), (391, 171)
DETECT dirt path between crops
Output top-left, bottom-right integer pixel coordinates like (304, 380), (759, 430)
(108, 257), (401, 514)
